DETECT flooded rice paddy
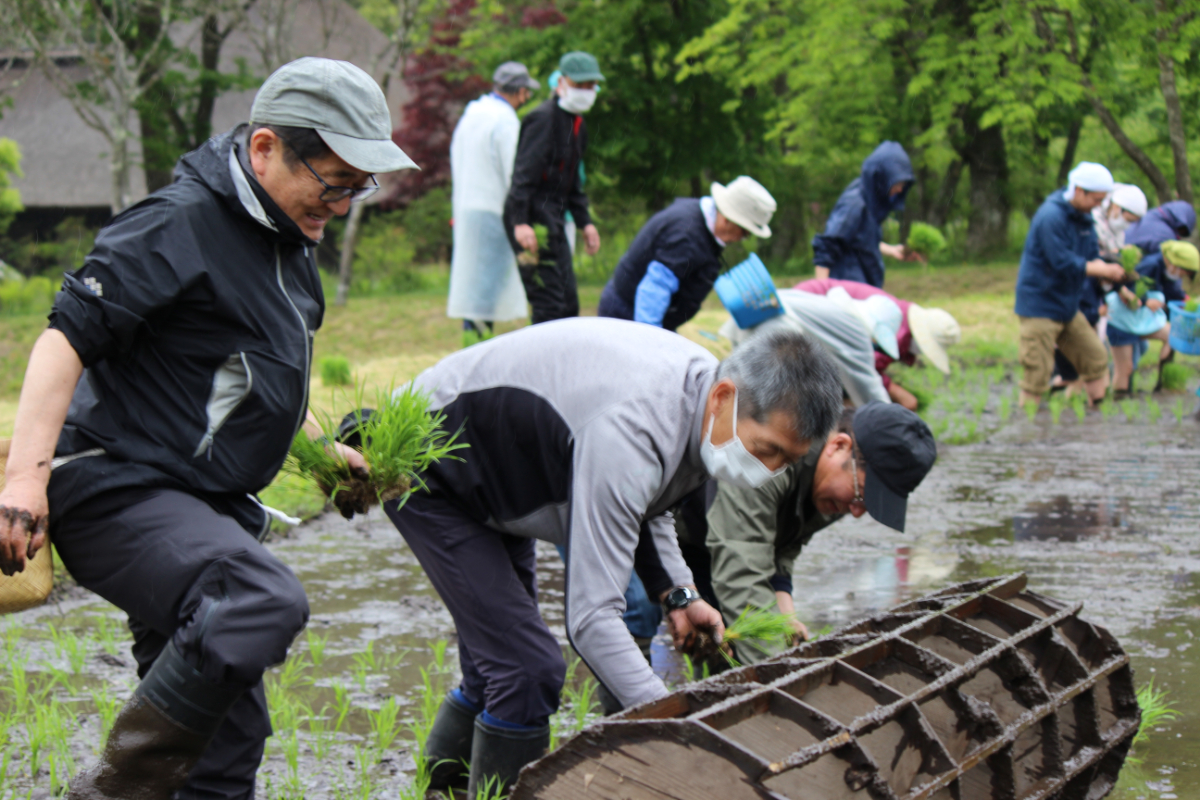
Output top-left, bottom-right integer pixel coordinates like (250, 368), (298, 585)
(2, 393), (1199, 798)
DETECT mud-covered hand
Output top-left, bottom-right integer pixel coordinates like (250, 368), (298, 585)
(0, 480), (49, 576)
(667, 599), (724, 656)
(330, 442), (371, 520)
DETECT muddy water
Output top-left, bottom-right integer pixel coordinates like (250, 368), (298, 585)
(4, 407), (1199, 798)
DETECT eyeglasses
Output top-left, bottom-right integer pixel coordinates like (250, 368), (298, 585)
(293, 148), (379, 204)
(849, 455), (866, 512)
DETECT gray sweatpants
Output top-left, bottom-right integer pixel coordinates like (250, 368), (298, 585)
(53, 488), (310, 800)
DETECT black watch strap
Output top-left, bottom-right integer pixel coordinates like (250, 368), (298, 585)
(664, 586), (700, 611)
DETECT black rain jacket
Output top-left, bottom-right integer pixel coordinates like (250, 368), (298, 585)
(504, 98), (591, 231)
(47, 125), (324, 535)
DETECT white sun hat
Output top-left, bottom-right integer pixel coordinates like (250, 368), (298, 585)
(908, 305), (960, 374)
(711, 177), (777, 238)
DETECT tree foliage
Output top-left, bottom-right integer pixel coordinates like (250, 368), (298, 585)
(0, 139), (24, 236)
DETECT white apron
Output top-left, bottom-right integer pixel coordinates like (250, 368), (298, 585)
(447, 94), (528, 321)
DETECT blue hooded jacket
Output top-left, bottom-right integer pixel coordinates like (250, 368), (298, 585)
(1015, 190), (1100, 322)
(811, 141), (914, 287)
(1125, 201), (1195, 255)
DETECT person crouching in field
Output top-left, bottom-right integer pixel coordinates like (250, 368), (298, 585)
(382, 317), (843, 796)
(1107, 240), (1200, 397)
(0, 58), (412, 799)
(1015, 162), (1127, 408)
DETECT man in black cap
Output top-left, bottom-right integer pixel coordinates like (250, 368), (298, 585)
(505, 51), (604, 323)
(682, 401), (936, 665)
(0, 57), (414, 798)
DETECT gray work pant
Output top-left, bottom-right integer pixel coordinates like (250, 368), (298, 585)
(53, 488), (310, 800)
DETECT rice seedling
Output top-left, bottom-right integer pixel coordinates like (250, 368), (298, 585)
(909, 385), (935, 412)
(473, 774), (509, 800)
(722, 606), (799, 662)
(1023, 400), (1038, 422)
(971, 391), (988, 417)
(998, 394), (1012, 423)
(1047, 392), (1065, 425)
(48, 626), (88, 675)
(89, 686), (121, 744)
(1100, 398), (1118, 420)
(274, 650), (311, 692)
(307, 704), (335, 761)
(1119, 398), (1140, 422)
(1173, 397), (1186, 423)
(1146, 397), (1162, 422)
(331, 680), (352, 732)
(320, 355), (353, 387)
(1070, 391), (1087, 421)
(1160, 362), (1190, 391)
(285, 383), (466, 517)
(305, 629), (328, 668)
(368, 696), (404, 751)
(1133, 679), (1178, 745)
(93, 615), (124, 657)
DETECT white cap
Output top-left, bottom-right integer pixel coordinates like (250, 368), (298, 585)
(711, 177), (777, 238)
(1111, 184), (1148, 218)
(826, 287), (902, 359)
(907, 305), (960, 374)
(1063, 161), (1114, 199)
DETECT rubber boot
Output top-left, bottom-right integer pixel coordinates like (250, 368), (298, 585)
(67, 640), (242, 800)
(424, 691), (479, 791)
(465, 716), (550, 799)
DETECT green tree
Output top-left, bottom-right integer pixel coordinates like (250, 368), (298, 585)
(0, 138), (24, 236)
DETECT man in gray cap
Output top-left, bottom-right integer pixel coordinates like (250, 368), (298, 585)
(0, 57), (413, 799)
(447, 62), (540, 345)
(505, 51), (605, 323)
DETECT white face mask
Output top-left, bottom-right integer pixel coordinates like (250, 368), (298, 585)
(700, 389), (787, 489)
(558, 86), (597, 114)
(1109, 214), (1131, 234)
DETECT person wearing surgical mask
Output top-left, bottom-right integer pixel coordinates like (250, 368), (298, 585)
(1093, 183), (1148, 257)
(505, 51), (605, 324)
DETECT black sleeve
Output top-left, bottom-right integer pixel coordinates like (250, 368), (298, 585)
(566, 120), (592, 228)
(48, 198), (192, 367)
(505, 108), (554, 227)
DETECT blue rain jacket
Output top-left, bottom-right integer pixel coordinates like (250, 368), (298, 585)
(1015, 190), (1100, 322)
(811, 142), (914, 287)
(1125, 201), (1195, 255)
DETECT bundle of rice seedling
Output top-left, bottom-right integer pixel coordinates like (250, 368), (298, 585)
(286, 384), (465, 518)
(1120, 245), (1143, 273)
(906, 223), (947, 258)
(1160, 362), (1191, 391)
(723, 606), (801, 656)
(1185, 297), (1199, 313)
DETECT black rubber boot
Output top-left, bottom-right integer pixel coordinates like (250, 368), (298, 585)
(424, 692), (479, 791)
(67, 640), (243, 800)
(465, 716), (550, 799)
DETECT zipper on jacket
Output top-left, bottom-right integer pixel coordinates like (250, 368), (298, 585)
(278, 244), (312, 439)
(194, 353), (255, 460)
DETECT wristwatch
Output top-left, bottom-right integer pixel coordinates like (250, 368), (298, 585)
(663, 586), (701, 611)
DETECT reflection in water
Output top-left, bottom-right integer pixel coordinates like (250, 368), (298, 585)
(956, 495), (1131, 543)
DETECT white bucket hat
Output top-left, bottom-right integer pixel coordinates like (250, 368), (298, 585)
(711, 177), (777, 238)
(826, 287), (902, 359)
(908, 305), (960, 374)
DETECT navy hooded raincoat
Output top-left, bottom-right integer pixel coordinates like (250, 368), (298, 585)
(811, 142), (914, 287)
(1125, 201), (1195, 255)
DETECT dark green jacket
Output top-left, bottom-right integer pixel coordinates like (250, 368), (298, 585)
(698, 447), (841, 662)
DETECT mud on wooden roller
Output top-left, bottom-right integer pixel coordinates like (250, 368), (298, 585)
(511, 573), (1140, 800)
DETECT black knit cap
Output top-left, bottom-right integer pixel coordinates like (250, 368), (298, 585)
(852, 401), (937, 532)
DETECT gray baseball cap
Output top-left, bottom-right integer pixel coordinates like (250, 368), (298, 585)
(251, 57), (417, 174)
(493, 61), (539, 92)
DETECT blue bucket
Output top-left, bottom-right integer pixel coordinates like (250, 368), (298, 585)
(714, 253), (784, 329)
(1168, 300), (1200, 355)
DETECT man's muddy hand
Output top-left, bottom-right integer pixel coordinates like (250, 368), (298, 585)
(0, 482), (49, 576)
(667, 599), (724, 657)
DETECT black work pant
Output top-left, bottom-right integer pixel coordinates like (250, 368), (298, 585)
(385, 493), (565, 727)
(54, 488), (310, 800)
(517, 215), (579, 325)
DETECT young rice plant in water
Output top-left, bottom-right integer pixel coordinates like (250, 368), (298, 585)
(320, 356), (353, 387)
(286, 384), (465, 513)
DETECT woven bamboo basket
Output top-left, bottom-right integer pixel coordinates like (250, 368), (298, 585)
(0, 439), (54, 613)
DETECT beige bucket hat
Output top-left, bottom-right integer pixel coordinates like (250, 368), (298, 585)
(908, 305), (960, 374)
(711, 177), (777, 238)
